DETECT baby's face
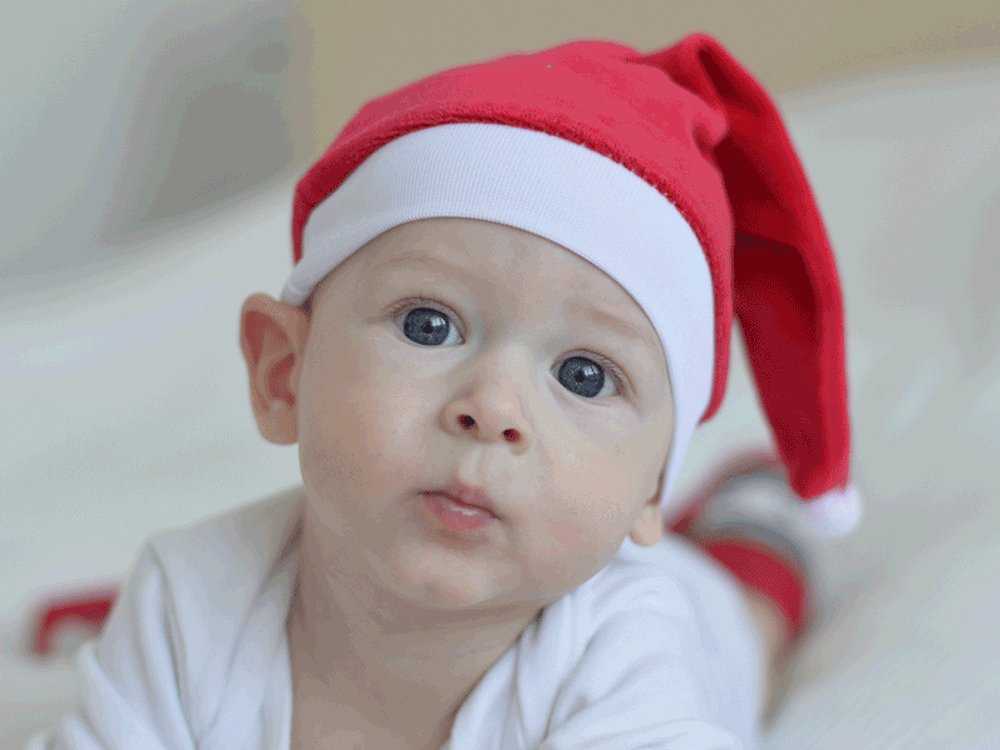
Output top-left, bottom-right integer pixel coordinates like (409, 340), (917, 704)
(294, 217), (673, 610)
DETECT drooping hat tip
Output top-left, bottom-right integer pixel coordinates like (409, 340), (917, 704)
(803, 482), (863, 537)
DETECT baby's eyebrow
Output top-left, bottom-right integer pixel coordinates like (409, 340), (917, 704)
(369, 252), (476, 284)
(564, 297), (661, 364)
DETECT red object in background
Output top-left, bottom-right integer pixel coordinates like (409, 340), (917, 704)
(31, 587), (120, 656)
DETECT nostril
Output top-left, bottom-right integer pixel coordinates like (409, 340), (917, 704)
(458, 416), (519, 441)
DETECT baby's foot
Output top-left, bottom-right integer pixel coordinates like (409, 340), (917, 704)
(669, 450), (831, 642)
(669, 451), (833, 720)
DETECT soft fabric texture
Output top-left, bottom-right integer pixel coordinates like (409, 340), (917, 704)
(25, 488), (763, 749)
(283, 32), (857, 532)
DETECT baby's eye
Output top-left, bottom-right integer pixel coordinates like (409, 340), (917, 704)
(555, 355), (622, 400)
(397, 304), (463, 348)
(390, 298), (628, 400)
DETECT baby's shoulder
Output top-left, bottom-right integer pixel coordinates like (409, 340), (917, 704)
(112, 487), (304, 735)
(577, 539), (686, 611)
(145, 485), (303, 588)
(572, 533), (748, 635)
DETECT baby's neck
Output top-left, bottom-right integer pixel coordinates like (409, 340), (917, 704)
(287, 520), (542, 741)
(287, 604), (460, 750)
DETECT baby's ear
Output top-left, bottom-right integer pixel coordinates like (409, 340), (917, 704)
(238, 293), (310, 445)
(628, 463), (667, 547)
(628, 497), (665, 547)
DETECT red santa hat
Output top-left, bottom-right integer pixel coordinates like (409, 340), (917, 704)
(281, 32), (861, 536)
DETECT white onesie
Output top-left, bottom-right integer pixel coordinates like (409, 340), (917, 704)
(25, 487), (763, 749)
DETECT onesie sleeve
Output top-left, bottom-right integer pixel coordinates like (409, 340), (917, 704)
(539, 581), (745, 750)
(23, 543), (197, 750)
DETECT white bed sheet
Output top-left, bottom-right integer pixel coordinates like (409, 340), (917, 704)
(3, 57), (999, 748)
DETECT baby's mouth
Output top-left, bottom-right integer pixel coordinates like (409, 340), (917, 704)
(421, 480), (500, 518)
(421, 492), (498, 532)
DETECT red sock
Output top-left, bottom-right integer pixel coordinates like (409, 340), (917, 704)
(698, 537), (808, 641)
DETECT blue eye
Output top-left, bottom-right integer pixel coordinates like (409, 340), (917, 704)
(556, 356), (609, 399)
(390, 297), (628, 399)
(401, 306), (455, 346)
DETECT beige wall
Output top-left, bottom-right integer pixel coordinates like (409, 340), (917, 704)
(296, 0), (1000, 155)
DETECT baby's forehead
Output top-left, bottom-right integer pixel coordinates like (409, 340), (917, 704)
(362, 217), (628, 303)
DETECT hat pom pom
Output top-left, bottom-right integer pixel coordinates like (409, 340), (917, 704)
(803, 482), (863, 537)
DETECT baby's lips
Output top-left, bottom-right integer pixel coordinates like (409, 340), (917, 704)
(424, 480), (500, 518)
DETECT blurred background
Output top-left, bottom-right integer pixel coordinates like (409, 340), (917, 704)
(2, 1), (999, 747)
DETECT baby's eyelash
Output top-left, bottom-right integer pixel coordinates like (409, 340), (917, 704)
(388, 296), (632, 396)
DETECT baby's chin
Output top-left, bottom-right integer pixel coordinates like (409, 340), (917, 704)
(379, 534), (515, 609)
(380, 533), (599, 618)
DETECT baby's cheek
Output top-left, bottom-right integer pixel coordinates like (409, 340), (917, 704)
(534, 516), (606, 587)
(547, 517), (585, 551)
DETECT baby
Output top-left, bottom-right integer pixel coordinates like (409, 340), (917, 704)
(27, 31), (857, 749)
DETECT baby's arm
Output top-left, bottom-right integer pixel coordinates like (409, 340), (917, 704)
(540, 581), (749, 750)
(24, 545), (196, 750)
